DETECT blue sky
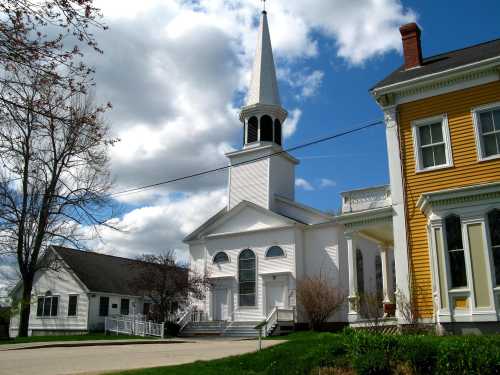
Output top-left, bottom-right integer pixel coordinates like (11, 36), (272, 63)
(288, 0), (500, 212)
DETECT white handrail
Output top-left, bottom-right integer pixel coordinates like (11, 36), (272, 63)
(177, 306), (193, 331)
(105, 316), (164, 338)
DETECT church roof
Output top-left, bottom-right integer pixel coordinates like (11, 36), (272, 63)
(246, 11), (281, 107)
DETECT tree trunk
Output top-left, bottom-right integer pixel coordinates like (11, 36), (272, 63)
(18, 279), (34, 337)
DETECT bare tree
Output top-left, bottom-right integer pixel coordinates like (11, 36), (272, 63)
(0, 0), (106, 105)
(358, 292), (384, 331)
(296, 275), (346, 331)
(0, 65), (114, 336)
(131, 252), (210, 324)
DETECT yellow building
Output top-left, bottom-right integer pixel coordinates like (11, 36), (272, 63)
(372, 23), (500, 333)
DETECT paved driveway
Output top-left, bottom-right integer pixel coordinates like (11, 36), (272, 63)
(0, 339), (283, 375)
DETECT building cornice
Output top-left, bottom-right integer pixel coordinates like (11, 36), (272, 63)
(372, 57), (500, 108)
(337, 206), (393, 230)
(417, 181), (500, 214)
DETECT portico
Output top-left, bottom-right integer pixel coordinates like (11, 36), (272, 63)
(338, 185), (396, 323)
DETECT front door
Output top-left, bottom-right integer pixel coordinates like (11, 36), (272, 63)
(266, 283), (285, 314)
(214, 289), (228, 321)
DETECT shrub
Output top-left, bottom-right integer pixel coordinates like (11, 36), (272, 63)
(344, 331), (500, 375)
(164, 321), (180, 337)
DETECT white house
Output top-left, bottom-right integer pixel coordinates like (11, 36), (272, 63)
(9, 247), (153, 338)
(183, 10), (396, 335)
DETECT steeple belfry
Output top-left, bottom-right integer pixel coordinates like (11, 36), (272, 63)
(240, 10), (287, 148)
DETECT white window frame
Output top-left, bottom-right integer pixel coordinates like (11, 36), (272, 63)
(36, 294), (60, 318)
(412, 114), (453, 172)
(471, 102), (500, 162)
(67, 294), (79, 317)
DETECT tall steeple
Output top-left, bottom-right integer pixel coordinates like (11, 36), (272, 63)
(240, 10), (287, 148)
(227, 8), (298, 212)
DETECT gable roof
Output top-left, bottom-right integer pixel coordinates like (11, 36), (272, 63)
(53, 246), (153, 296)
(372, 38), (500, 91)
(183, 200), (301, 243)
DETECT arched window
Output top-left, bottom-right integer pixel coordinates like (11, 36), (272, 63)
(247, 116), (258, 143)
(213, 252), (229, 264)
(375, 255), (383, 300)
(274, 119), (282, 145)
(238, 249), (256, 307)
(488, 209), (500, 285)
(266, 246), (285, 258)
(260, 115), (273, 142)
(356, 249), (364, 294)
(445, 214), (467, 288)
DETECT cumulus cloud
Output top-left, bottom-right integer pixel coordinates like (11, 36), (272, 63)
(87, 189), (227, 260)
(295, 178), (315, 191)
(319, 178), (337, 189)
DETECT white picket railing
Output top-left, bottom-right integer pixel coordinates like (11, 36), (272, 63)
(105, 316), (164, 338)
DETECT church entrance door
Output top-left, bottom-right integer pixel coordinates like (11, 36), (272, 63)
(214, 289), (228, 321)
(266, 283), (285, 315)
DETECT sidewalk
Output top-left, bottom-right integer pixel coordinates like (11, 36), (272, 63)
(0, 337), (188, 351)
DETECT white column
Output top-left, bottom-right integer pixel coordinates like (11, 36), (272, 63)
(379, 244), (391, 304)
(384, 106), (411, 323)
(346, 232), (359, 322)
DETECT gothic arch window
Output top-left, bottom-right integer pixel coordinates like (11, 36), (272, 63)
(247, 116), (258, 143)
(274, 119), (282, 145)
(445, 214), (467, 288)
(266, 246), (285, 258)
(239, 249), (256, 307)
(375, 255), (383, 300)
(213, 252), (229, 264)
(260, 115), (273, 142)
(356, 249), (364, 294)
(487, 209), (500, 285)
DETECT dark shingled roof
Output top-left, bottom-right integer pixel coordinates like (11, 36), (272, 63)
(372, 38), (500, 90)
(53, 246), (151, 295)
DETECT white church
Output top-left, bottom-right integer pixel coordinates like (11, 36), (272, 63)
(183, 10), (397, 336)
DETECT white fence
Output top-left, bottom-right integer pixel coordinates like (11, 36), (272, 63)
(105, 316), (164, 338)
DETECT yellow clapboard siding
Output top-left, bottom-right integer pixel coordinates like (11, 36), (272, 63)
(398, 81), (500, 318)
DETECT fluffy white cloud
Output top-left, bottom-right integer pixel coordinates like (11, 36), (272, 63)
(87, 190), (227, 260)
(319, 178), (337, 188)
(295, 178), (315, 191)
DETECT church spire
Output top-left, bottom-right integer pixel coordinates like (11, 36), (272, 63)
(240, 9), (287, 148)
(246, 10), (280, 107)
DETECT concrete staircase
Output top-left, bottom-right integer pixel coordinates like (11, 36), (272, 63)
(222, 321), (260, 338)
(180, 321), (260, 338)
(180, 321), (225, 337)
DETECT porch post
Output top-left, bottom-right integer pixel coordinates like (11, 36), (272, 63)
(346, 232), (359, 322)
(379, 244), (391, 304)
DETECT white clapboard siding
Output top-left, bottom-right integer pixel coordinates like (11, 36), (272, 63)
(269, 155), (295, 203)
(10, 266), (89, 337)
(229, 158), (269, 210)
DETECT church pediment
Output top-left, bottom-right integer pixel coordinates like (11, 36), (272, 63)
(184, 201), (297, 242)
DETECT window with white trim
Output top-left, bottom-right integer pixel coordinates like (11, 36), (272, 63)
(68, 295), (78, 316)
(473, 105), (500, 159)
(412, 115), (453, 171)
(488, 209), (500, 285)
(36, 292), (59, 317)
(213, 252), (229, 264)
(445, 214), (467, 288)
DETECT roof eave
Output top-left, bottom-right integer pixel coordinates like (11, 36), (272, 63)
(371, 55), (500, 98)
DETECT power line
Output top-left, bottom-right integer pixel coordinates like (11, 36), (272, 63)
(109, 118), (384, 199)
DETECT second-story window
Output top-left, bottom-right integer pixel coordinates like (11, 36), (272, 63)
(412, 115), (453, 172)
(473, 104), (500, 160)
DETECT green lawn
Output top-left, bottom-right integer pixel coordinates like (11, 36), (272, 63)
(108, 332), (348, 375)
(0, 332), (156, 345)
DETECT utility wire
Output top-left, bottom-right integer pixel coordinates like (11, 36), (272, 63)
(109, 118), (384, 199)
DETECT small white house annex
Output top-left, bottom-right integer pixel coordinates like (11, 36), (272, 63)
(183, 10), (397, 334)
(9, 247), (153, 338)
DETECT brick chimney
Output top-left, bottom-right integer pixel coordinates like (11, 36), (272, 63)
(400, 23), (423, 70)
